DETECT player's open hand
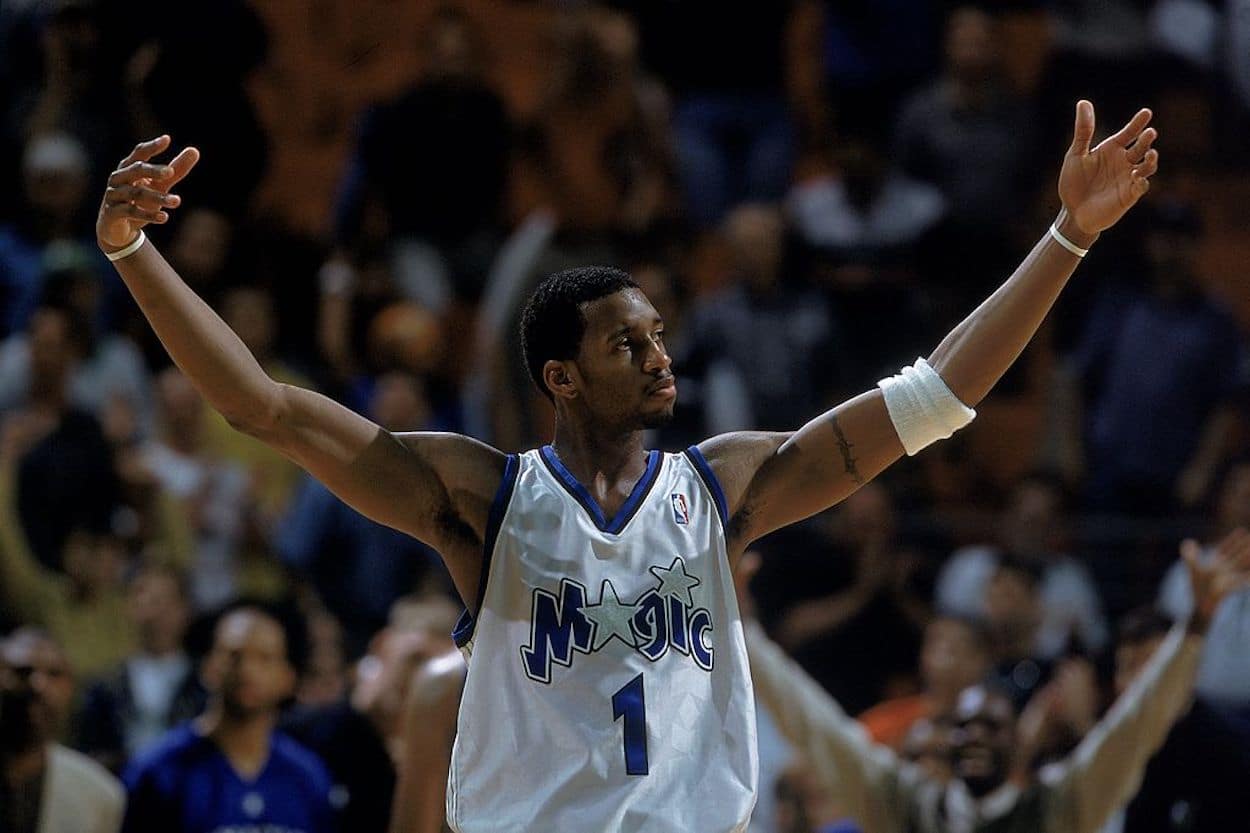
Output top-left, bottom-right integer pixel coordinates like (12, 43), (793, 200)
(1182, 528), (1250, 633)
(97, 135), (199, 252)
(1058, 100), (1159, 236)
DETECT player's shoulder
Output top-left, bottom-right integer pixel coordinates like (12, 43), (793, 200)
(693, 432), (788, 491)
(395, 432), (510, 499)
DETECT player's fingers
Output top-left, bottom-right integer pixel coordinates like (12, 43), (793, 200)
(121, 204), (169, 224)
(1101, 107), (1152, 150)
(105, 184), (179, 210)
(1126, 127), (1157, 164)
(159, 146), (200, 190)
(1069, 99), (1095, 156)
(118, 135), (171, 167)
(108, 161), (175, 187)
(1132, 149), (1159, 181)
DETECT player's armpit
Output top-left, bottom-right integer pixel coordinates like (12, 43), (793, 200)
(248, 384), (506, 604)
(701, 389), (905, 551)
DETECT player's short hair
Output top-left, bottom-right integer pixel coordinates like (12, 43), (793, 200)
(520, 266), (639, 400)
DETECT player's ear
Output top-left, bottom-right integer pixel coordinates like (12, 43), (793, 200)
(543, 360), (578, 401)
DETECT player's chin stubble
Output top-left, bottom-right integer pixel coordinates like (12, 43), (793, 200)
(641, 408), (676, 430)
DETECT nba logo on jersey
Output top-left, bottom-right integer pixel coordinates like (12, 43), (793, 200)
(670, 493), (690, 525)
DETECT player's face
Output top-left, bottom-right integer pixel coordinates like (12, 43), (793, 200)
(569, 289), (676, 430)
(947, 685), (1015, 796)
(206, 610), (296, 717)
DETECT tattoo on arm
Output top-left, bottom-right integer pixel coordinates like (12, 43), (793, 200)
(829, 415), (863, 486)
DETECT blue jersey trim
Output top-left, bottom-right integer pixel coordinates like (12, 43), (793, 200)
(454, 453), (520, 649)
(538, 446), (662, 535)
(683, 446), (729, 529)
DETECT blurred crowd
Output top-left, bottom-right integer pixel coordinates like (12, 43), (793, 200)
(0, 1), (1248, 832)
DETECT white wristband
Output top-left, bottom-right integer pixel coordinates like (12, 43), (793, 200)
(877, 358), (976, 456)
(105, 231), (147, 262)
(1048, 223), (1089, 258)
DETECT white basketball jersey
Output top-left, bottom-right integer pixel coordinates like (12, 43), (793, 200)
(446, 446), (757, 833)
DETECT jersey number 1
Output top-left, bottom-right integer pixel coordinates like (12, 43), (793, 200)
(611, 673), (649, 775)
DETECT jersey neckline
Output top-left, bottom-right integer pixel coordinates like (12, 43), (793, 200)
(538, 445), (663, 535)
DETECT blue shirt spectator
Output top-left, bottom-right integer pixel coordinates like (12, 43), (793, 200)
(1071, 200), (1245, 514)
(121, 604), (337, 833)
(121, 724), (336, 833)
(275, 475), (445, 657)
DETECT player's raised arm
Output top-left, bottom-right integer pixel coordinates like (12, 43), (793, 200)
(702, 101), (1161, 552)
(97, 137), (504, 604)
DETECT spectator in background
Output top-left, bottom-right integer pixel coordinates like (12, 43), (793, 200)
(7, 299), (119, 570)
(618, 0), (796, 225)
(773, 759), (846, 833)
(0, 627), (125, 833)
(517, 7), (673, 239)
(744, 531), (1250, 833)
(786, 131), (942, 383)
(138, 368), (250, 611)
(894, 6), (1037, 313)
(0, 264), (152, 434)
(767, 483), (928, 716)
(332, 5), (511, 310)
(387, 596), (466, 833)
(1067, 200), (1245, 515)
(0, 131), (103, 339)
(936, 472), (1109, 660)
(815, 0), (941, 128)
(787, 133), (945, 265)
(858, 615), (990, 751)
(0, 0), (131, 189)
(683, 204), (840, 432)
(77, 564), (206, 774)
(285, 595), (461, 833)
(123, 0), (268, 216)
(122, 603), (335, 833)
(1157, 458), (1250, 708)
(983, 556), (1054, 709)
(276, 371), (449, 657)
(898, 716), (951, 784)
(1102, 607), (1250, 833)
(0, 429), (133, 682)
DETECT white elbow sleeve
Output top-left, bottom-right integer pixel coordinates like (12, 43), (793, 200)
(877, 358), (976, 456)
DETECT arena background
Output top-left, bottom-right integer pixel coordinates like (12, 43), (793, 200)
(0, 1), (1248, 832)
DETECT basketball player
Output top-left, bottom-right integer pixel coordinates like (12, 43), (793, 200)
(96, 100), (1158, 832)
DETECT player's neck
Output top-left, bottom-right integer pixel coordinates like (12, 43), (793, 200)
(196, 707), (275, 779)
(549, 423), (648, 487)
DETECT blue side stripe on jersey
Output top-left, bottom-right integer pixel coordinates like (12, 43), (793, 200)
(539, 446), (662, 535)
(683, 446), (729, 529)
(454, 453), (520, 648)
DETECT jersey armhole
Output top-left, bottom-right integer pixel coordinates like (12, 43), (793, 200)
(453, 453), (520, 649)
(683, 445), (729, 530)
